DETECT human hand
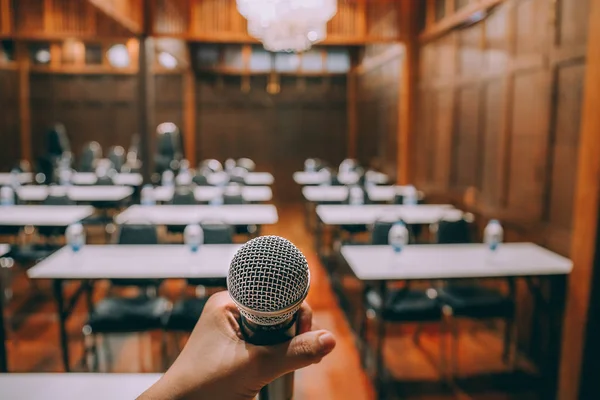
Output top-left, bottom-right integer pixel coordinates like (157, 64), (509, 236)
(139, 291), (336, 400)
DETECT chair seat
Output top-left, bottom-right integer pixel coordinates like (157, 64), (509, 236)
(438, 285), (514, 319)
(366, 288), (442, 322)
(9, 243), (62, 263)
(341, 224), (368, 234)
(87, 296), (170, 333)
(165, 297), (209, 331)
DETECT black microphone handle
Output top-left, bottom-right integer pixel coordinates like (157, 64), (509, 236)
(239, 314), (299, 400)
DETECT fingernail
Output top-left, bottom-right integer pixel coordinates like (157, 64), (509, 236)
(318, 332), (336, 354)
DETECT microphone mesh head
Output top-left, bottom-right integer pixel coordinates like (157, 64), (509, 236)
(228, 235), (310, 326)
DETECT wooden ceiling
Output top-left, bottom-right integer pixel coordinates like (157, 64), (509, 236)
(0, 0), (403, 44)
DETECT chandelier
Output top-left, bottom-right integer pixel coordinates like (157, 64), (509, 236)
(237, 0), (337, 52)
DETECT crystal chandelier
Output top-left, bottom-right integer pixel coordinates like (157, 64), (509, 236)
(237, 0), (337, 52)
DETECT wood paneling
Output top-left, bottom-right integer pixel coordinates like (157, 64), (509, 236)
(196, 74), (347, 203)
(0, 69), (20, 170)
(29, 73), (138, 162)
(414, 1), (591, 391)
(151, 0), (400, 43)
(8, 0), (132, 39)
(356, 46), (401, 179)
(415, 0), (588, 255)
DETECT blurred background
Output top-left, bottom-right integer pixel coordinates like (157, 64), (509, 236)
(0, 0), (599, 399)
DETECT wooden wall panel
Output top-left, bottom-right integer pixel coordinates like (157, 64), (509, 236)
(452, 85), (480, 189)
(480, 79), (504, 208)
(432, 89), (452, 188)
(154, 73), (184, 148)
(356, 46), (401, 179)
(0, 69), (20, 171)
(507, 71), (549, 220)
(29, 73), (138, 163)
(196, 74), (347, 203)
(547, 64), (585, 231)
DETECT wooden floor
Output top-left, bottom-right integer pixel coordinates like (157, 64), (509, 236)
(2, 204), (540, 399)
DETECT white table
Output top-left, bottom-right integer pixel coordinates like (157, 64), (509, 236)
(341, 243), (573, 281)
(0, 173), (32, 186)
(16, 186), (133, 203)
(28, 244), (240, 280)
(365, 186), (422, 203)
(153, 186), (272, 203)
(302, 186), (348, 203)
(244, 172), (274, 186)
(0, 243), (9, 372)
(115, 204), (278, 225)
(0, 205), (94, 226)
(28, 244), (239, 372)
(293, 171), (331, 185)
(0, 373), (161, 399)
(316, 204), (457, 226)
(71, 172), (143, 186)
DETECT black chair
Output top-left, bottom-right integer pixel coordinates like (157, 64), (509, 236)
(236, 158), (255, 172)
(222, 194), (256, 235)
(166, 187), (197, 235)
(339, 187), (370, 239)
(37, 194), (74, 238)
(358, 219), (447, 392)
(108, 146), (125, 172)
(79, 142), (101, 172)
(435, 218), (516, 375)
(154, 123), (183, 176)
(82, 223), (169, 371)
(165, 222), (233, 332)
(192, 174), (209, 186)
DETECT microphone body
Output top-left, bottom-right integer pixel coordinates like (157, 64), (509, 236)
(227, 236), (311, 400)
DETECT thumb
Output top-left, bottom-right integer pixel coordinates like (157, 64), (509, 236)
(259, 330), (336, 380)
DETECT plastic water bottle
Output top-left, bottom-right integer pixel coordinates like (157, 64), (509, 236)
(176, 170), (192, 186)
(210, 193), (224, 206)
(9, 168), (20, 190)
(140, 184), (155, 206)
(304, 159), (316, 172)
(388, 221), (409, 254)
(403, 185), (418, 206)
(59, 168), (72, 186)
(225, 158), (236, 173)
(184, 224), (203, 253)
(65, 223), (85, 253)
(0, 186), (15, 206)
(349, 186), (364, 205)
(162, 170), (175, 187)
(484, 219), (504, 252)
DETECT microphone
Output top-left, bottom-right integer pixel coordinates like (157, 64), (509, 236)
(227, 235), (310, 400)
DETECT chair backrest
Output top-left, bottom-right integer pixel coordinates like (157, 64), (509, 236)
(117, 224), (159, 245)
(223, 193), (244, 205)
(95, 175), (114, 186)
(436, 218), (471, 244)
(237, 158), (256, 172)
(43, 195), (74, 206)
(192, 174), (208, 186)
(79, 142), (101, 172)
(371, 220), (394, 245)
(108, 146), (125, 172)
(201, 223), (234, 244)
(393, 194), (404, 204)
(344, 187), (369, 205)
(171, 187), (196, 205)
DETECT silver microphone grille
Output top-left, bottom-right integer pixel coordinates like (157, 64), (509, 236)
(227, 235), (310, 326)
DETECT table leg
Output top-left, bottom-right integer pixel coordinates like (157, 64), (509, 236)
(0, 267), (7, 372)
(540, 275), (567, 400)
(375, 281), (387, 396)
(53, 279), (70, 372)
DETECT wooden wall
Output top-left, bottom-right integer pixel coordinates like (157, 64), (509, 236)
(196, 74), (347, 203)
(415, 0), (589, 257)
(356, 44), (403, 179)
(0, 67), (20, 170)
(29, 73), (139, 161)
